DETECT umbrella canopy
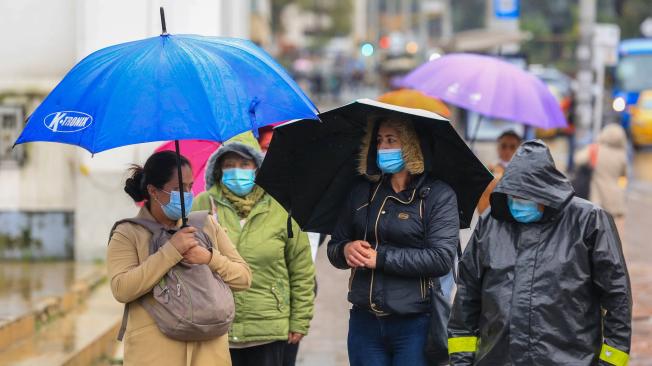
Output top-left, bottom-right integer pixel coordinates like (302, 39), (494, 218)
(399, 53), (566, 129)
(256, 99), (493, 233)
(378, 89), (451, 118)
(14, 9), (318, 226)
(15, 34), (318, 153)
(155, 140), (220, 195)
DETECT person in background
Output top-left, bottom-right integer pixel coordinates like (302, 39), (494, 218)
(108, 151), (251, 365)
(449, 140), (631, 365)
(257, 125), (320, 366)
(476, 130), (522, 214)
(575, 123), (628, 234)
(192, 132), (315, 366)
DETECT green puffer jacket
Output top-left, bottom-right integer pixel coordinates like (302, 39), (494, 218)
(191, 133), (315, 344)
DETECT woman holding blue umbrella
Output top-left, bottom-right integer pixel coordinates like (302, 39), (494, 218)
(108, 151), (252, 365)
(13, 8), (319, 366)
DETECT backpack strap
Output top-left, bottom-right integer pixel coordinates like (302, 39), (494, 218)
(418, 183), (462, 282)
(187, 210), (210, 231)
(108, 217), (167, 342)
(117, 303), (129, 341)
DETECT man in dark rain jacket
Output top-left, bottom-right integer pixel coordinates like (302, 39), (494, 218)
(449, 140), (632, 366)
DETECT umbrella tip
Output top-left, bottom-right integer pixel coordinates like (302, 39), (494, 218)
(159, 7), (168, 35)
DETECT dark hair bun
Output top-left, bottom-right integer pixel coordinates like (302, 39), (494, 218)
(124, 165), (147, 202)
(123, 151), (191, 203)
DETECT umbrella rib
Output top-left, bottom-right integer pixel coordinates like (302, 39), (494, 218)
(192, 36), (318, 115)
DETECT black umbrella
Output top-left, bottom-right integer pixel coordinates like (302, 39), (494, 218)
(256, 99), (493, 233)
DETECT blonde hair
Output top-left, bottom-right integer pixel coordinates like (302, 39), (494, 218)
(358, 116), (425, 180)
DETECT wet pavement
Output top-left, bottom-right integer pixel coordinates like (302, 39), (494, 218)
(0, 262), (100, 320)
(0, 282), (121, 366)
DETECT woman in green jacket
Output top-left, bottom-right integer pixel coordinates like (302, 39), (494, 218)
(192, 132), (315, 366)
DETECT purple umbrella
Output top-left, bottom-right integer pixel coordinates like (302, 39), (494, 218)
(399, 53), (567, 129)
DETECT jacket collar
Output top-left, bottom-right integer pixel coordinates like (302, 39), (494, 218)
(208, 184), (271, 218)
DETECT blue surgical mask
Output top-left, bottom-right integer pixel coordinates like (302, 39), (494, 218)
(157, 190), (194, 221)
(222, 168), (256, 196)
(377, 148), (405, 174)
(508, 196), (543, 223)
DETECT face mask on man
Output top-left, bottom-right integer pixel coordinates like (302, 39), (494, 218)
(156, 190), (194, 221)
(508, 196), (543, 223)
(377, 148), (405, 174)
(222, 168), (256, 196)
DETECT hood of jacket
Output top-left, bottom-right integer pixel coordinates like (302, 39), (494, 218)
(205, 132), (265, 189)
(598, 123), (627, 149)
(357, 118), (424, 181)
(490, 139), (574, 221)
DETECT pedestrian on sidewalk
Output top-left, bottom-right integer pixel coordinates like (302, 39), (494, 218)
(108, 151), (252, 366)
(257, 125), (323, 366)
(575, 123), (628, 232)
(449, 140), (632, 366)
(328, 117), (459, 366)
(192, 132), (315, 366)
(476, 130), (522, 214)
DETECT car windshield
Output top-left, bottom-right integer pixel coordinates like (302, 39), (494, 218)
(616, 54), (652, 91)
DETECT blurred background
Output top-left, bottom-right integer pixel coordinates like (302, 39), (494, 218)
(0, 1), (651, 365)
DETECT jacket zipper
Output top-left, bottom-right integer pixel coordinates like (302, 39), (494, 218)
(349, 268), (357, 291)
(172, 270), (193, 322)
(369, 187), (418, 313)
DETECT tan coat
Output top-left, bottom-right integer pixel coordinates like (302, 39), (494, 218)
(107, 207), (252, 366)
(575, 124), (628, 216)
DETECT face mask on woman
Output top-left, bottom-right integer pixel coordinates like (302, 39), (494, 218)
(508, 196), (543, 223)
(156, 190), (194, 221)
(222, 168), (256, 196)
(377, 148), (405, 174)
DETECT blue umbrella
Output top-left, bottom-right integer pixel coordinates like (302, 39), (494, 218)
(15, 8), (318, 225)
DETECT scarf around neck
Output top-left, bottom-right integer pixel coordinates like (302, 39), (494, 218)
(220, 183), (266, 218)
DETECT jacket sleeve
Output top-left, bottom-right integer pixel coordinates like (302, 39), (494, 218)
(327, 189), (357, 270)
(586, 209), (632, 366)
(206, 215), (252, 291)
(107, 224), (182, 303)
(285, 221), (316, 335)
(376, 184), (459, 277)
(447, 216), (485, 366)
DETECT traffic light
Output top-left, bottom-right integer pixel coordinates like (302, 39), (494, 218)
(361, 43), (374, 57)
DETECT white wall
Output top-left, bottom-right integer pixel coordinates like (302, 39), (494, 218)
(0, 0), (252, 261)
(72, 0), (251, 261)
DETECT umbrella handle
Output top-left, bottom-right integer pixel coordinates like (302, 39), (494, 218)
(175, 140), (188, 227)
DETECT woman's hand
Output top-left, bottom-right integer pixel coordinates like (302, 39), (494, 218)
(344, 240), (372, 268)
(183, 246), (212, 265)
(288, 332), (304, 344)
(363, 249), (377, 269)
(170, 226), (198, 254)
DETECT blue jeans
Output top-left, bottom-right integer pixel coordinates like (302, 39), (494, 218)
(348, 307), (430, 366)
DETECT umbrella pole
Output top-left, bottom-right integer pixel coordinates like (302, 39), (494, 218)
(175, 140), (188, 227)
(470, 115), (483, 149)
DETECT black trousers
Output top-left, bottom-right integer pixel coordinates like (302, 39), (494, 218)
(230, 341), (286, 366)
(283, 342), (299, 366)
